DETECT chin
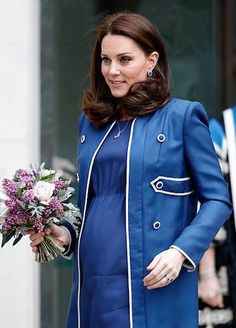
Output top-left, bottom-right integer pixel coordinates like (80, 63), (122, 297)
(110, 89), (128, 98)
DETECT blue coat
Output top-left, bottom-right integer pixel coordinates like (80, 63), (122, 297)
(64, 97), (232, 328)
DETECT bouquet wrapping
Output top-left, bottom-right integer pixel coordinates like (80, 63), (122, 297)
(0, 163), (82, 263)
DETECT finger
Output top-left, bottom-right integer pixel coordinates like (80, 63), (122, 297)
(204, 293), (222, 308)
(215, 293), (224, 308)
(28, 229), (35, 235)
(32, 246), (38, 253)
(29, 232), (44, 242)
(144, 267), (170, 287)
(44, 228), (52, 235)
(143, 263), (165, 284)
(206, 298), (218, 308)
(30, 236), (44, 247)
(146, 254), (161, 271)
(147, 274), (174, 289)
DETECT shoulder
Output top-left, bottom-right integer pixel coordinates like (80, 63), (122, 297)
(151, 97), (207, 123)
(78, 111), (93, 131)
(169, 97), (206, 117)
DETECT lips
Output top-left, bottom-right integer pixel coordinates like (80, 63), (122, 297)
(109, 80), (125, 87)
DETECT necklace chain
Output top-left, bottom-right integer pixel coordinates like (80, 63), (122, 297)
(114, 120), (130, 139)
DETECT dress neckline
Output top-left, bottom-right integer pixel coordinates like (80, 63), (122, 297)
(117, 118), (134, 123)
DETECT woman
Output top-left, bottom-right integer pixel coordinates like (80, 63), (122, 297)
(198, 108), (236, 327)
(30, 13), (232, 328)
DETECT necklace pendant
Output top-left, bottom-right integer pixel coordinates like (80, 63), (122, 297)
(114, 131), (121, 139)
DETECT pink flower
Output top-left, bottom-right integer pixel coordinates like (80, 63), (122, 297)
(33, 181), (55, 202)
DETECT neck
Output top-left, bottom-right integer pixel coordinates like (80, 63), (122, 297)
(118, 112), (134, 121)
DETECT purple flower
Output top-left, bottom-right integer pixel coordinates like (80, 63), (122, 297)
(1, 221), (13, 233)
(6, 199), (21, 213)
(33, 217), (45, 233)
(43, 207), (53, 218)
(48, 196), (64, 214)
(2, 179), (20, 198)
(3, 214), (27, 229)
(21, 190), (35, 203)
(52, 180), (68, 190)
(15, 169), (34, 188)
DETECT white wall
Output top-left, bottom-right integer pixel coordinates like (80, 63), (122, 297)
(0, 1), (40, 327)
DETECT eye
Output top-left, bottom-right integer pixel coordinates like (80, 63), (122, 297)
(101, 57), (111, 64)
(120, 56), (131, 63)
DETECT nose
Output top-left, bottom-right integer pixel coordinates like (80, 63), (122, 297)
(109, 62), (120, 75)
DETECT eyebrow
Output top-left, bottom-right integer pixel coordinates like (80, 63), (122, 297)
(101, 52), (132, 57)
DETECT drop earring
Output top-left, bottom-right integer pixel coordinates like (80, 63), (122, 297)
(147, 70), (153, 78)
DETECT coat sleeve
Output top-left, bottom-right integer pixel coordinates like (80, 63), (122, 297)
(60, 221), (78, 259)
(61, 112), (85, 259)
(171, 101), (232, 271)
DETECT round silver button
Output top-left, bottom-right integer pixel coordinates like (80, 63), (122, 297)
(156, 181), (163, 189)
(81, 134), (86, 143)
(153, 221), (161, 230)
(157, 134), (166, 143)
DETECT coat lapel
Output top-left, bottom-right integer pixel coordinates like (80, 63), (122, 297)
(78, 119), (116, 214)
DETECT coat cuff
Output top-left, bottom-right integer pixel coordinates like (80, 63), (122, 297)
(60, 220), (77, 259)
(170, 245), (196, 272)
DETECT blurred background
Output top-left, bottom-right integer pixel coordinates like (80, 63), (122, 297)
(0, 1), (236, 327)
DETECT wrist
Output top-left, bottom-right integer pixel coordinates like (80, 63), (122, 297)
(171, 248), (186, 264)
(199, 268), (216, 280)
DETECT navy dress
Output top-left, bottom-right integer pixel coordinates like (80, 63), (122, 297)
(79, 120), (132, 328)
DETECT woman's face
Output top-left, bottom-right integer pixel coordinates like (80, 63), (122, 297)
(101, 34), (158, 98)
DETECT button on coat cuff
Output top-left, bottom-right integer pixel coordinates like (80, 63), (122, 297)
(170, 245), (196, 272)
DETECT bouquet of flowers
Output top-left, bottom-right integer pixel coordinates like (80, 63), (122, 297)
(0, 163), (82, 263)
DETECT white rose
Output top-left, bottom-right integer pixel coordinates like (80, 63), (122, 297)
(33, 181), (55, 202)
(0, 186), (10, 203)
(41, 169), (55, 178)
(0, 202), (9, 223)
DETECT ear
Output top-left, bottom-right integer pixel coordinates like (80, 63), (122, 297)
(147, 51), (159, 70)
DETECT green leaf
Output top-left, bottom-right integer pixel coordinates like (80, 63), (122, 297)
(17, 188), (24, 198)
(12, 234), (23, 246)
(40, 173), (56, 181)
(1, 230), (15, 247)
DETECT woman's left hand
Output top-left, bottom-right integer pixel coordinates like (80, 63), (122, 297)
(143, 248), (186, 289)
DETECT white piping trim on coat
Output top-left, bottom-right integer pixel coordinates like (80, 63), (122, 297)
(150, 176), (194, 196)
(152, 189), (194, 196)
(170, 245), (196, 272)
(223, 108), (236, 228)
(153, 176), (191, 181)
(77, 121), (116, 328)
(125, 118), (137, 328)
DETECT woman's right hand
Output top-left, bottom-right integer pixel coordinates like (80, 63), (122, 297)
(29, 224), (70, 253)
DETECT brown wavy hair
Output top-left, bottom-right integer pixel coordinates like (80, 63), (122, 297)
(83, 12), (171, 127)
